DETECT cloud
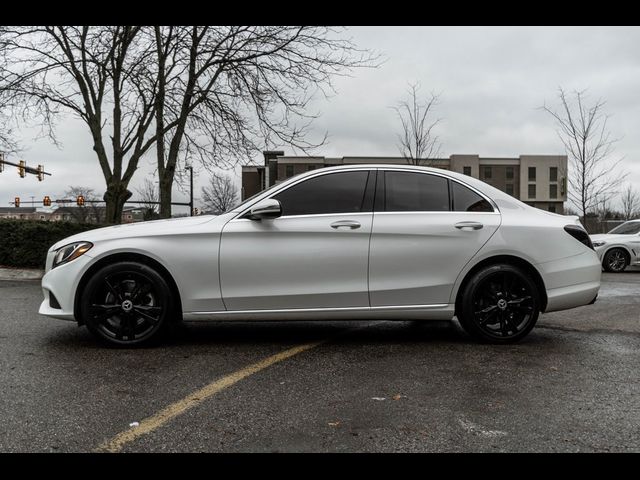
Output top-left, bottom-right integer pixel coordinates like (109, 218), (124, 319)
(2, 26), (638, 212)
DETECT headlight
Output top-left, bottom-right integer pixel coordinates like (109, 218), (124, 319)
(52, 242), (93, 269)
(592, 240), (606, 247)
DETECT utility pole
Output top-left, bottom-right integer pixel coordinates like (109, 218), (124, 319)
(185, 165), (194, 216)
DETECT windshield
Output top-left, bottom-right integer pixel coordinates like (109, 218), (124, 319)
(608, 222), (640, 235)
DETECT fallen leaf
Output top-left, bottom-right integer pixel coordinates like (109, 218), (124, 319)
(392, 394), (404, 401)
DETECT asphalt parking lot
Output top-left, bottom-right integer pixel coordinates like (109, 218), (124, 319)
(1, 271), (639, 452)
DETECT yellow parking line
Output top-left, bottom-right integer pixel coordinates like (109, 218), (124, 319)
(95, 340), (324, 453)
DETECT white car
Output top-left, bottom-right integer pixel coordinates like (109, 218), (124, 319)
(591, 220), (640, 272)
(39, 164), (601, 346)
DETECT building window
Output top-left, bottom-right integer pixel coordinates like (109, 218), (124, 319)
(285, 165), (294, 177)
(307, 165), (316, 171)
(548, 205), (556, 213)
(549, 167), (558, 182)
(506, 183), (514, 196)
(506, 166), (514, 180)
(528, 184), (536, 199)
(528, 167), (536, 181)
(463, 166), (471, 176)
(483, 166), (492, 179)
(550, 184), (558, 199)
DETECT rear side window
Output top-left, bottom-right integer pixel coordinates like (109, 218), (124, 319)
(384, 171), (449, 212)
(273, 171), (370, 216)
(451, 181), (494, 212)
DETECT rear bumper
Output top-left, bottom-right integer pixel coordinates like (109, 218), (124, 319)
(537, 250), (602, 313)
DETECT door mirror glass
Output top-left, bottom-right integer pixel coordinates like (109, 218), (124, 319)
(247, 199), (282, 220)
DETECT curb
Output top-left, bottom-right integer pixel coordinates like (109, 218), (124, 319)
(0, 267), (44, 281)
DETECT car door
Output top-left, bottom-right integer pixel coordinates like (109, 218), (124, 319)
(369, 169), (501, 307)
(219, 169), (375, 311)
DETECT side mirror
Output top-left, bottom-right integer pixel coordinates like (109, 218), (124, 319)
(247, 198), (282, 220)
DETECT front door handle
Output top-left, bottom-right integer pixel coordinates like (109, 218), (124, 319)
(455, 221), (483, 230)
(331, 220), (361, 230)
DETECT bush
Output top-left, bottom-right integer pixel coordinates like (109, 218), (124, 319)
(0, 219), (106, 269)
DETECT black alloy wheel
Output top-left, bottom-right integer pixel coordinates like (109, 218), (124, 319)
(457, 264), (540, 343)
(81, 261), (174, 346)
(603, 248), (628, 273)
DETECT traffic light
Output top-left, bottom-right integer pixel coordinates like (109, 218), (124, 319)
(43, 196), (51, 207)
(18, 160), (25, 178)
(14, 197), (20, 208)
(37, 165), (44, 182)
(193, 207), (199, 215)
(76, 195), (85, 206)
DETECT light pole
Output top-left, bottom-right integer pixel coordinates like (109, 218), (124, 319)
(185, 165), (194, 216)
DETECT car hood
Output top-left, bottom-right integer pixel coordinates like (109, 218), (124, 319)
(49, 215), (219, 251)
(590, 233), (635, 243)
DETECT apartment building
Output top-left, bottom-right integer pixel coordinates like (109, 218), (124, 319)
(242, 152), (568, 213)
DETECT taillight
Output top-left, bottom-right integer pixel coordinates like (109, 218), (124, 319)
(564, 225), (594, 250)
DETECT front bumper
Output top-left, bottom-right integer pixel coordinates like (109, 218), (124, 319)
(38, 252), (94, 322)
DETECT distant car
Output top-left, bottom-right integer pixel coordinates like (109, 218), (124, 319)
(591, 220), (640, 272)
(39, 165), (601, 346)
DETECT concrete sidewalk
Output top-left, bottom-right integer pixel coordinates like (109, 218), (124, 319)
(0, 267), (44, 281)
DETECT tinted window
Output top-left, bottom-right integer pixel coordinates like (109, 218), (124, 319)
(451, 181), (494, 212)
(273, 171), (370, 216)
(384, 172), (449, 212)
(608, 222), (640, 235)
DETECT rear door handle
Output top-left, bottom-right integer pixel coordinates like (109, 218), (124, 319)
(331, 220), (361, 230)
(455, 221), (483, 230)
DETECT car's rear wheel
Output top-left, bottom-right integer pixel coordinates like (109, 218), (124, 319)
(79, 261), (175, 346)
(457, 264), (540, 344)
(602, 248), (628, 273)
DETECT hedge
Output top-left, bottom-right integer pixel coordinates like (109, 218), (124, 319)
(0, 219), (106, 269)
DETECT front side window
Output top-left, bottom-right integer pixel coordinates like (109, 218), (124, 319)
(273, 171), (370, 216)
(608, 222), (640, 235)
(451, 181), (494, 212)
(383, 171), (449, 212)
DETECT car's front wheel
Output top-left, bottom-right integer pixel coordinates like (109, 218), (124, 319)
(457, 264), (541, 344)
(79, 261), (175, 346)
(602, 248), (628, 273)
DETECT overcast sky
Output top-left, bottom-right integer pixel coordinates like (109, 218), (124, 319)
(1, 26), (638, 213)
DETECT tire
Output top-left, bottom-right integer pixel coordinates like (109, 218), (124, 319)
(602, 248), (628, 273)
(457, 264), (541, 344)
(79, 261), (175, 346)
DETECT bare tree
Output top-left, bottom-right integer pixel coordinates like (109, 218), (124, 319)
(393, 83), (442, 166)
(541, 88), (625, 221)
(135, 178), (160, 221)
(147, 26), (379, 218)
(0, 26), (377, 221)
(63, 186), (104, 224)
(201, 172), (239, 214)
(0, 26), (168, 224)
(620, 184), (639, 220)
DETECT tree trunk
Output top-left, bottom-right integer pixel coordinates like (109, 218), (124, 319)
(103, 182), (132, 224)
(159, 169), (175, 218)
